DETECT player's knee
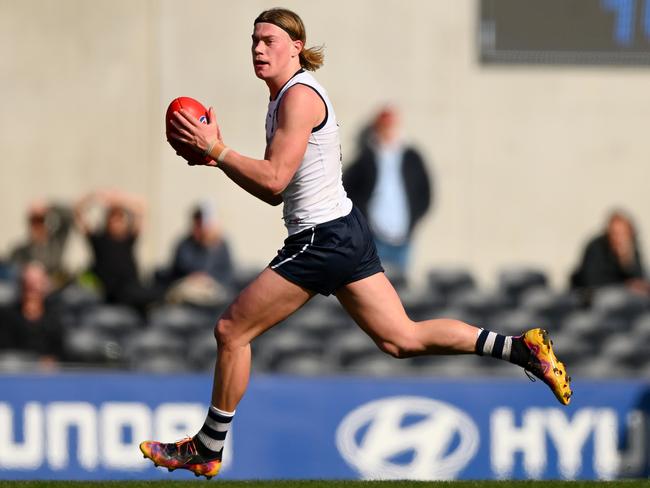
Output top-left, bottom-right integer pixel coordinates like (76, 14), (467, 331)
(214, 317), (236, 347)
(214, 315), (251, 350)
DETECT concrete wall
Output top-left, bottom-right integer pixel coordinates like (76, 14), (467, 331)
(1, 0), (649, 288)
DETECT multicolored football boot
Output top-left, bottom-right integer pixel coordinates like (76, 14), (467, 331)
(522, 328), (572, 405)
(139, 437), (221, 479)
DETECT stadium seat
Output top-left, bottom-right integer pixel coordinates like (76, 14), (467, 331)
(284, 316), (351, 343)
(273, 352), (335, 376)
(382, 265), (409, 292)
(345, 355), (411, 376)
(0, 350), (40, 372)
(571, 356), (632, 379)
(488, 309), (551, 335)
(399, 287), (446, 321)
(601, 335), (641, 369)
(187, 301), (230, 322)
(0, 281), (17, 307)
(480, 357), (526, 378)
(56, 283), (101, 315)
(546, 329), (590, 365)
(430, 307), (481, 328)
(498, 266), (548, 307)
(427, 267), (476, 301)
(123, 329), (186, 368)
(561, 310), (623, 344)
(591, 285), (649, 325)
(519, 288), (578, 325)
(187, 329), (217, 371)
(417, 355), (493, 378)
(253, 328), (324, 371)
(231, 267), (261, 292)
(148, 304), (213, 337)
(639, 361), (650, 378)
(632, 313), (650, 342)
(133, 355), (191, 373)
(79, 304), (142, 340)
(64, 327), (123, 364)
(325, 328), (383, 370)
(449, 289), (509, 325)
(282, 299), (352, 341)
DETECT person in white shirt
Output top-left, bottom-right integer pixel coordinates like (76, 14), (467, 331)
(344, 106), (432, 279)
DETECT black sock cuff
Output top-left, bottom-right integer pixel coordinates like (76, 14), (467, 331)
(475, 329), (489, 356)
(509, 336), (529, 368)
(194, 435), (223, 460)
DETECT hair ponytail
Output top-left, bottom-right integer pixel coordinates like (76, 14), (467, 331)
(300, 45), (324, 71)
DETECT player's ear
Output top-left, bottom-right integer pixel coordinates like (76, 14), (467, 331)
(291, 39), (303, 59)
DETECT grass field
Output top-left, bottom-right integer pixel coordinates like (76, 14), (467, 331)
(0, 481), (646, 488)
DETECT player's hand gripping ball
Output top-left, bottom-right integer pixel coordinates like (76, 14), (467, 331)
(165, 97), (213, 165)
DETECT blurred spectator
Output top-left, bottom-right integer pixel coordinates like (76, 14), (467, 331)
(343, 105), (432, 278)
(9, 199), (73, 287)
(75, 189), (160, 313)
(571, 209), (650, 301)
(0, 262), (65, 365)
(0, 258), (13, 282)
(160, 203), (234, 306)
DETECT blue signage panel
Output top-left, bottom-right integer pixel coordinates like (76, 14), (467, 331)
(0, 373), (647, 480)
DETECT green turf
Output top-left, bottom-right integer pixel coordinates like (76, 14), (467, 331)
(0, 481), (646, 488)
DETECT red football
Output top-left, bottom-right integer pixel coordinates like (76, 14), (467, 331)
(165, 96), (213, 164)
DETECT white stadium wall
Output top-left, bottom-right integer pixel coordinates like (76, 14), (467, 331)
(1, 0), (649, 288)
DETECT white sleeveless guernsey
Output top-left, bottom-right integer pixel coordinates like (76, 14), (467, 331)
(265, 70), (353, 235)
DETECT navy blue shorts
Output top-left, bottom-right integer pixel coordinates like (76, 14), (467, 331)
(269, 206), (384, 295)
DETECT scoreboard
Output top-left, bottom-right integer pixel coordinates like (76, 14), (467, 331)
(480, 0), (650, 64)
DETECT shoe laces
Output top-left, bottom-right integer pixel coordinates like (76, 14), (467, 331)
(175, 437), (197, 457)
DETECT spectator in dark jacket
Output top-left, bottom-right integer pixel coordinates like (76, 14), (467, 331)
(571, 209), (650, 303)
(343, 106), (432, 278)
(171, 204), (234, 286)
(0, 261), (65, 365)
(75, 189), (160, 313)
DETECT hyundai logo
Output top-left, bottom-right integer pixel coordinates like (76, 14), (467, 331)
(336, 396), (479, 480)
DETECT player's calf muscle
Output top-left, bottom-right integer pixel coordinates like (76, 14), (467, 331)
(377, 326), (426, 358)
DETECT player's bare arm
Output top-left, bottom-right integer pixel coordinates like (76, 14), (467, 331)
(170, 84), (324, 206)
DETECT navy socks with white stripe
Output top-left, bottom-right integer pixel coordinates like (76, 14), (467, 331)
(475, 328), (529, 367)
(194, 406), (234, 460)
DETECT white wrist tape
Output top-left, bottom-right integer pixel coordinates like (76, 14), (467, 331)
(203, 140), (217, 157)
(217, 147), (230, 163)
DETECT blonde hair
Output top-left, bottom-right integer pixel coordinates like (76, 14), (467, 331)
(254, 8), (324, 71)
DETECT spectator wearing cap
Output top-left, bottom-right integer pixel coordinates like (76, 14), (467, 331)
(161, 203), (234, 306)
